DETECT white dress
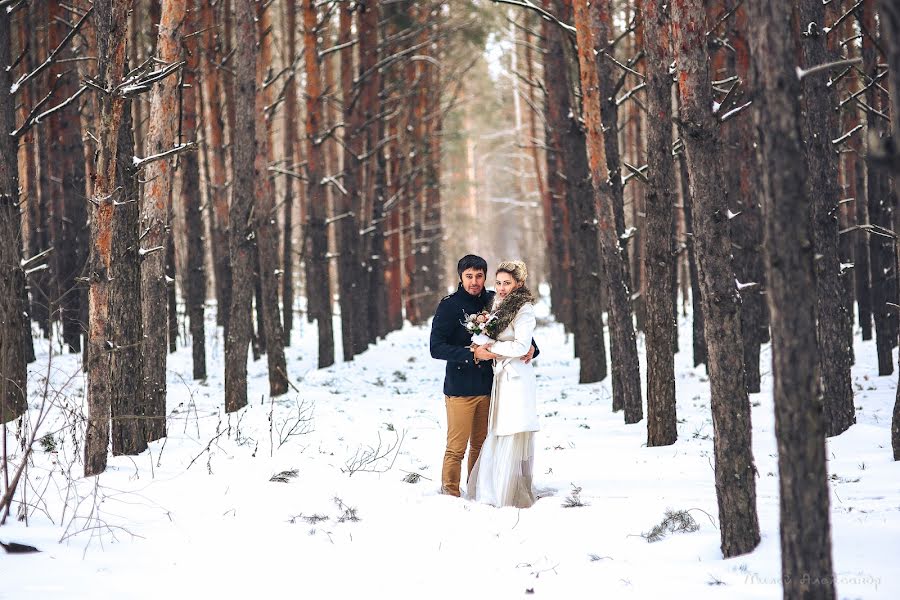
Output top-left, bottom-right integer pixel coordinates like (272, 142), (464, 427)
(467, 302), (539, 508)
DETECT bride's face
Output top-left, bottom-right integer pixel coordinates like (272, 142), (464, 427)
(495, 272), (521, 299)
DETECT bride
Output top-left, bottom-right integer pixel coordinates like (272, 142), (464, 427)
(467, 260), (539, 508)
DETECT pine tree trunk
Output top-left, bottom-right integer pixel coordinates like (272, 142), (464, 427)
(862, 0), (896, 375)
(224, 0), (257, 413)
(552, 0), (607, 384)
(303, 0), (335, 368)
(877, 0), (900, 459)
(85, 0), (133, 476)
(541, 1), (574, 330)
(678, 150), (707, 367)
(641, 0), (676, 446)
(356, 0), (381, 349)
(30, 1), (53, 340)
(199, 0), (231, 334)
(672, 0), (760, 558)
(254, 3), (288, 395)
(141, 0), (185, 440)
(723, 2), (764, 394)
(384, 126), (403, 334)
(281, 0), (298, 347)
(49, 0), (88, 355)
(166, 227), (178, 353)
(572, 0), (642, 421)
(0, 12), (27, 424)
(181, 21), (206, 381)
(110, 101), (147, 456)
(797, 0), (855, 436)
(337, 4), (360, 362)
(748, 2), (837, 595)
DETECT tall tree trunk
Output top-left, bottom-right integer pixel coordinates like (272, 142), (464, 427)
(876, 0), (900, 459)
(166, 227), (178, 353)
(357, 0), (382, 349)
(862, 0), (896, 375)
(224, 0), (257, 413)
(337, 4), (360, 362)
(679, 148), (707, 367)
(572, 0), (642, 422)
(141, 0), (185, 441)
(552, 0), (607, 384)
(541, 1), (574, 330)
(303, 0), (335, 368)
(0, 12), (27, 424)
(641, 0), (676, 446)
(85, 0), (133, 476)
(796, 0), (855, 436)
(48, 0), (88, 355)
(181, 17), (206, 381)
(748, 1), (837, 595)
(199, 0), (231, 334)
(110, 101), (147, 456)
(672, 0), (760, 557)
(723, 2), (764, 394)
(255, 2), (288, 395)
(281, 0), (298, 347)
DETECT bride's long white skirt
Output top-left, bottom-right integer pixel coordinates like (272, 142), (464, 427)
(467, 430), (535, 508)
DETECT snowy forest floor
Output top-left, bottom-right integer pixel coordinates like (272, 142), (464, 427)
(2, 297), (898, 599)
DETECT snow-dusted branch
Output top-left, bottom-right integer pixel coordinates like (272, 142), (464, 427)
(489, 0), (577, 36)
(132, 142), (197, 170)
(10, 7), (93, 95)
(13, 84), (88, 140)
(796, 57), (862, 81)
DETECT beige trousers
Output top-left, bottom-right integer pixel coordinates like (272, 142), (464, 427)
(441, 394), (491, 497)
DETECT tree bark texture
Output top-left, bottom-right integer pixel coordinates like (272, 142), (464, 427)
(359, 0), (384, 348)
(110, 102), (147, 456)
(141, 0), (185, 440)
(797, 0), (855, 437)
(678, 149), (707, 367)
(672, 0), (760, 557)
(224, 0), (257, 413)
(0, 13), (27, 424)
(48, 0), (88, 355)
(861, 0), (897, 376)
(338, 4), (361, 362)
(281, 0), (298, 347)
(303, 0), (335, 368)
(721, 2), (764, 393)
(254, 3), (288, 395)
(641, 0), (677, 446)
(181, 20), (207, 381)
(85, 0), (133, 476)
(877, 0), (900, 459)
(748, 1), (837, 596)
(573, 0), (642, 423)
(199, 0), (232, 334)
(552, 0), (608, 384)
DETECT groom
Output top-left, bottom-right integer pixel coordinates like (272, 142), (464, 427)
(430, 254), (537, 497)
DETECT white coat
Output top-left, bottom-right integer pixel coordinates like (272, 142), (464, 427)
(488, 302), (539, 436)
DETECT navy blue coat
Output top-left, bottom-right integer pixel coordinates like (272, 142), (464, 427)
(429, 284), (538, 397)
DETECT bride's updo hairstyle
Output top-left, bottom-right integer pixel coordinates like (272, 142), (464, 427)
(496, 260), (528, 283)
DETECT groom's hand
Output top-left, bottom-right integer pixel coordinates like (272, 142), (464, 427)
(522, 345), (535, 364)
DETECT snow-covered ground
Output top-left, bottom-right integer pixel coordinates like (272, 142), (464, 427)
(1, 299), (898, 599)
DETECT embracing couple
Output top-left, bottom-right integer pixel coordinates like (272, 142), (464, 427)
(429, 255), (540, 508)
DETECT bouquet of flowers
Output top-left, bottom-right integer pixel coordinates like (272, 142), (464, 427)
(463, 310), (498, 346)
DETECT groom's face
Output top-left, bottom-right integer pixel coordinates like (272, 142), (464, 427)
(460, 268), (486, 296)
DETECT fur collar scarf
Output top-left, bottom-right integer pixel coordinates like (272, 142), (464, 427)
(487, 286), (535, 337)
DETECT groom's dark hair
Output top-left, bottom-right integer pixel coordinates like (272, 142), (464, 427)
(457, 254), (488, 279)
